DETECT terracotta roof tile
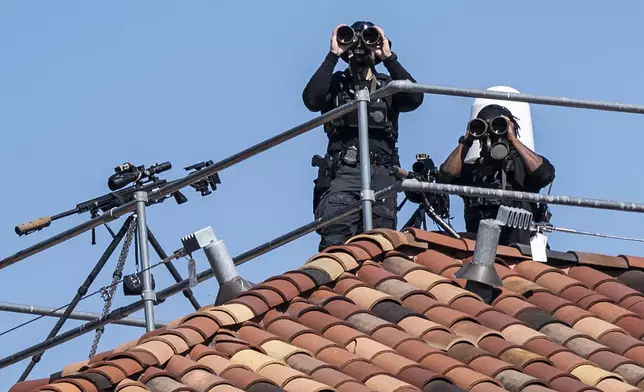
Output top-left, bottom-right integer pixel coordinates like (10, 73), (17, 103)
(478, 336), (520, 357)
(496, 369), (547, 392)
(415, 250), (462, 275)
(467, 355), (516, 379)
(403, 228), (469, 252)
(523, 339), (569, 359)
(19, 228), (644, 392)
(114, 379), (151, 391)
(549, 377), (600, 392)
(613, 364), (644, 387)
(477, 311), (525, 332)
(323, 245), (373, 262)
(589, 351), (636, 373)
(570, 252), (629, 269)
(594, 281), (642, 305)
(614, 317), (644, 340)
(525, 292), (575, 315)
(444, 367), (500, 391)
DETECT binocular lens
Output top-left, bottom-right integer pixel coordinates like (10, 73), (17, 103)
(337, 26), (355, 45)
(490, 116), (509, 135)
(468, 118), (488, 138)
(362, 27), (381, 45)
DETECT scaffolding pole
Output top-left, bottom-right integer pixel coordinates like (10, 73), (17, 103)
(0, 185), (397, 370)
(399, 179), (644, 213)
(0, 302), (167, 329)
(0, 100), (360, 272)
(372, 80), (644, 114)
(356, 88), (374, 231)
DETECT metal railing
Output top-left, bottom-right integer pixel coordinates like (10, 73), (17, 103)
(0, 302), (167, 329)
(2, 80), (644, 372)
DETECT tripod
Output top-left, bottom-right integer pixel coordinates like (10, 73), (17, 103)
(397, 193), (461, 239)
(17, 212), (202, 382)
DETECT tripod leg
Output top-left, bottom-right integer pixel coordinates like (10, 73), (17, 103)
(103, 222), (116, 238)
(425, 205), (461, 239)
(421, 206), (427, 231)
(402, 208), (421, 230)
(17, 215), (134, 382)
(147, 228), (201, 310)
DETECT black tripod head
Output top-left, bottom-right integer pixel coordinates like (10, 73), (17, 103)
(391, 153), (458, 237)
(391, 153), (450, 219)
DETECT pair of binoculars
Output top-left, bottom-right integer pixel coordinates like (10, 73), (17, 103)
(336, 25), (382, 47)
(467, 116), (510, 138)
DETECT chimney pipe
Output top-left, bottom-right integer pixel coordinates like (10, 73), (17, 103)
(181, 227), (252, 305)
(454, 219), (503, 303)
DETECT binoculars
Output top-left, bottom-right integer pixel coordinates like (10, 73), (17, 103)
(336, 25), (382, 47)
(467, 117), (513, 160)
(467, 116), (510, 139)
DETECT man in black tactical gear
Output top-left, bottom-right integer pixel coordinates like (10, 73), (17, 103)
(439, 104), (555, 245)
(303, 21), (424, 251)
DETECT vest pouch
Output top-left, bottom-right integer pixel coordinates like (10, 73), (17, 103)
(367, 101), (389, 129)
(330, 101), (390, 129)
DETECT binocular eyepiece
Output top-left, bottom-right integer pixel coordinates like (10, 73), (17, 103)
(337, 25), (382, 47)
(467, 116), (510, 139)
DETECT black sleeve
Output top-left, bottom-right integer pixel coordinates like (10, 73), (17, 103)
(302, 51), (340, 112)
(439, 162), (471, 185)
(524, 156), (556, 190)
(382, 53), (424, 112)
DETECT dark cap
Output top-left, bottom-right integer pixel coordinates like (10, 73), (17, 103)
(476, 104), (521, 131)
(351, 21), (375, 31)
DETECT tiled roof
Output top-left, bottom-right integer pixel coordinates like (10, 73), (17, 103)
(11, 228), (644, 392)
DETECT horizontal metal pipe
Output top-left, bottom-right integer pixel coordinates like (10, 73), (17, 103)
(548, 226), (644, 243)
(0, 185), (397, 369)
(233, 185), (398, 267)
(0, 101), (359, 272)
(0, 302), (167, 328)
(149, 101), (358, 203)
(372, 81), (644, 115)
(400, 179), (644, 213)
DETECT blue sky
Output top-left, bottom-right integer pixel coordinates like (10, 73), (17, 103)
(1, 0), (644, 387)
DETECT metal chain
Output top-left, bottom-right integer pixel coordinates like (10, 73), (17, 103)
(88, 217), (137, 358)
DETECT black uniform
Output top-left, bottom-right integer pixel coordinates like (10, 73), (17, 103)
(303, 51), (423, 251)
(440, 150), (555, 245)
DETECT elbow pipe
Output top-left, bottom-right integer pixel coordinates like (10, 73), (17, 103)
(370, 80), (411, 101)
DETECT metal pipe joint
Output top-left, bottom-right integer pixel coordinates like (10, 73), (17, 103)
(181, 227), (251, 305)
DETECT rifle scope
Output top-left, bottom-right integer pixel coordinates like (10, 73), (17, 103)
(108, 162), (172, 191)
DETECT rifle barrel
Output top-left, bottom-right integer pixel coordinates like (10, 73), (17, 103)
(51, 208), (80, 221)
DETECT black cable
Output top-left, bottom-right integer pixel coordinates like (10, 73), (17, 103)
(0, 250), (185, 338)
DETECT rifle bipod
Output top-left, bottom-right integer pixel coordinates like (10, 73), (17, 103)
(16, 213), (201, 383)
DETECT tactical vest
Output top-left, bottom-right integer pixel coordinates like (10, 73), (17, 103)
(324, 70), (397, 143)
(464, 152), (523, 210)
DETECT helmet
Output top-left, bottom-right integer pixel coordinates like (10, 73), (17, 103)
(340, 21), (392, 66)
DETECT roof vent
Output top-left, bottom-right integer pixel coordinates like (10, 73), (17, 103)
(182, 227), (252, 305)
(454, 206), (534, 303)
(454, 219), (504, 303)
